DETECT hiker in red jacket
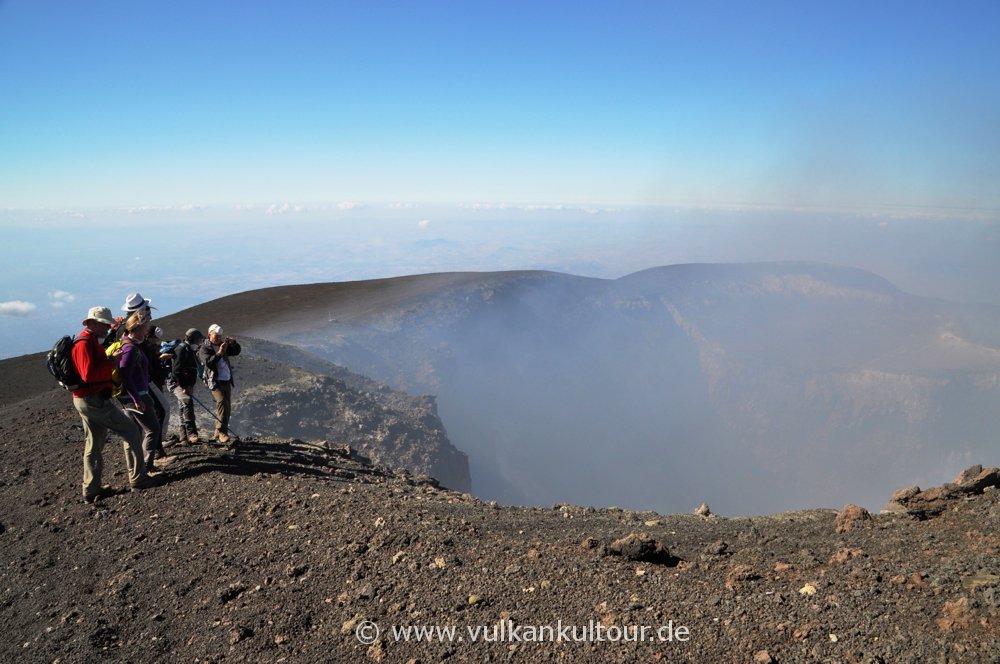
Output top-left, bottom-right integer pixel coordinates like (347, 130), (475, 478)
(71, 307), (155, 502)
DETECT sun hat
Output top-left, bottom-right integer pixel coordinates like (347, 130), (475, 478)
(208, 323), (224, 336)
(122, 292), (156, 312)
(82, 306), (116, 326)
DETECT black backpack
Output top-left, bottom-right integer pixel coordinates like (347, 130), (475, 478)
(46, 335), (86, 390)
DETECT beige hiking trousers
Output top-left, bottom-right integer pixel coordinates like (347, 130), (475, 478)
(73, 394), (146, 496)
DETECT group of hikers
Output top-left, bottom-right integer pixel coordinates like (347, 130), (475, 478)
(67, 293), (242, 503)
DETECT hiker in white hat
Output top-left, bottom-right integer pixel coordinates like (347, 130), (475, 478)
(113, 292), (156, 344)
(121, 292), (156, 314)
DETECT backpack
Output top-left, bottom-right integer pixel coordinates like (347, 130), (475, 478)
(46, 335), (86, 390)
(159, 339), (178, 370)
(105, 339), (126, 397)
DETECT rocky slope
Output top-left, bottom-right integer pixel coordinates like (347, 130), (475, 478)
(228, 338), (469, 492)
(2, 387), (1000, 662)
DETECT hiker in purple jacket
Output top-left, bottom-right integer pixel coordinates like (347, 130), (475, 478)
(118, 311), (169, 472)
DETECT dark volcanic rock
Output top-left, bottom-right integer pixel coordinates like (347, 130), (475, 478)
(223, 338), (470, 492)
(236, 366), (469, 492)
(609, 532), (678, 565)
(885, 466), (1000, 520)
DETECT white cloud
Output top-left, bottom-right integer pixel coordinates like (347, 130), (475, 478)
(265, 203), (308, 215)
(417, 219), (431, 230)
(338, 201), (362, 210)
(390, 202), (417, 209)
(523, 204), (565, 211)
(125, 204), (204, 214)
(458, 203), (621, 215)
(0, 300), (36, 317)
(459, 202), (501, 210)
(48, 290), (75, 308)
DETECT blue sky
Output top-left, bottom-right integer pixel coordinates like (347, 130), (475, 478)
(2, 1), (998, 210)
(1, 1), (999, 358)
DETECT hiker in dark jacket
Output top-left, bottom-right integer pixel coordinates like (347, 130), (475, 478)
(199, 323), (241, 445)
(70, 306), (153, 502)
(169, 328), (204, 444)
(143, 326), (171, 439)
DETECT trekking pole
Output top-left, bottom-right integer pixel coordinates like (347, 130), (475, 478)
(190, 392), (242, 440)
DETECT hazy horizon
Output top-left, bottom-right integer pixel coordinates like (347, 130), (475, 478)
(1, 203), (998, 360)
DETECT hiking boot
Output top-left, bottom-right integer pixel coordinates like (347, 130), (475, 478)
(82, 485), (116, 503)
(217, 433), (231, 445)
(130, 474), (160, 491)
(187, 434), (200, 445)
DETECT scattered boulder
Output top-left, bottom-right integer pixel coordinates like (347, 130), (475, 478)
(579, 537), (608, 556)
(882, 487), (916, 515)
(725, 564), (761, 589)
(961, 573), (1000, 591)
(218, 583), (248, 604)
(952, 465), (1000, 493)
(694, 502), (712, 517)
(885, 466), (1000, 519)
(953, 464), (983, 485)
(609, 533), (677, 565)
(936, 597), (976, 632)
(229, 625), (253, 645)
(829, 547), (864, 565)
(704, 540), (729, 556)
(835, 504), (872, 533)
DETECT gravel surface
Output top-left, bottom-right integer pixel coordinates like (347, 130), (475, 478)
(3, 388), (1000, 663)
